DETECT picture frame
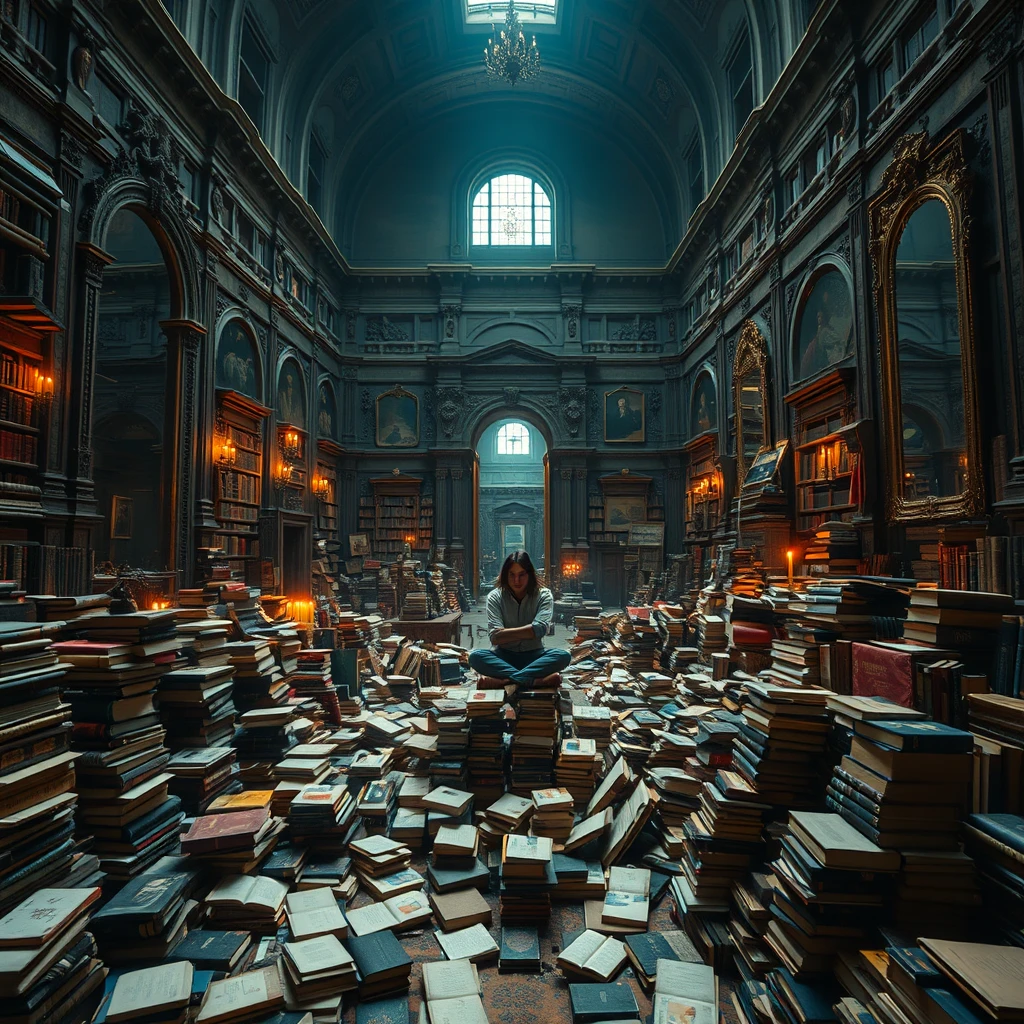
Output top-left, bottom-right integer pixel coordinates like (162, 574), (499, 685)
(215, 319), (260, 400)
(111, 495), (134, 539)
(691, 371), (718, 436)
(349, 533), (370, 557)
(605, 495), (646, 531)
(604, 387), (645, 443)
(742, 440), (789, 489)
(317, 380), (337, 439)
(276, 358), (306, 427)
(628, 522), (665, 547)
(793, 265), (854, 382)
(376, 385), (419, 448)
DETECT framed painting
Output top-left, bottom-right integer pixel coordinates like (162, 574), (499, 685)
(605, 495), (646, 531)
(349, 533), (370, 557)
(276, 358), (306, 427)
(794, 265), (854, 381)
(742, 440), (789, 489)
(215, 319), (259, 399)
(604, 387), (645, 443)
(691, 371), (717, 435)
(317, 380), (337, 439)
(376, 385), (419, 447)
(111, 495), (133, 539)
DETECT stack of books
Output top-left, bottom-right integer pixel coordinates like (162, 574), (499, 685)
(156, 664), (237, 749)
(500, 833), (555, 923)
(89, 869), (201, 964)
(509, 685), (558, 796)
(347, 930), (412, 999)
(350, 834), (412, 879)
(556, 738), (600, 802)
(165, 745), (239, 815)
(530, 787), (575, 842)
(765, 810), (900, 976)
(225, 640), (286, 714)
(172, 615), (233, 665)
(465, 690), (507, 806)
(733, 683), (831, 807)
(963, 812), (1024, 946)
(0, 887), (106, 1022)
(0, 622), (86, 911)
(204, 873), (288, 934)
(288, 783), (358, 854)
(903, 587), (1013, 659)
(181, 805), (282, 874)
(232, 706), (305, 784)
(572, 705), (613, 754)
(422, 786), (473, 839)
(432, 824), (479, 870)
(169, 929), (254, 975)
(282, 933), (358, 1007)
(478, 792), (533, 850)
(433, 700), (470, 786)
(290, 649), (341, 725)
(644, 766), (702, 829)
(802, 520), (861, 575)
(357, 774), (401, 837)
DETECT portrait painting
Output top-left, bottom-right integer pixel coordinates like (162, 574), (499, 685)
(215, 319), (259, 399)
(795, 267), (854, 380)
(691, 372), (717, 435)
(376, 387), (419, 448)
(604, 387), (645, 443)
(111, 495), (133, 539)
(317, 380), (337, 439)
(349, 534), (370, 557)
(605, 495), (646, 531)
(276, 359), (305, 427)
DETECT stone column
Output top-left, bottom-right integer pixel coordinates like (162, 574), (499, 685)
(573, 466), (588, 544)
(162, 319), (206, 584)
(66, 242), (115, 513)
(666, 465), (685, 552)
(434, 466), (449, 550)
(559, 466), (573, 548)
(195, 251), (219, 530)
(450, 463), (467, 558)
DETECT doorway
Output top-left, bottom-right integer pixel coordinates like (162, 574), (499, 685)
(473, 417), (548, 595)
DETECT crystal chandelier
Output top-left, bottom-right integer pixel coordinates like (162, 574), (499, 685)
(483, 1), (541, 86)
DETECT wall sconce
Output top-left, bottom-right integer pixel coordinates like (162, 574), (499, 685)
(216, 440), (237, 466)
(562, 560), (582, 578)
(273, 460), (291, 491)
(33, 370), (54, 411)
(280, 429), (301, 462)
(312, 474), (331, 501)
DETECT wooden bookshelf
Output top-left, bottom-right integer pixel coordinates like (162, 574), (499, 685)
(213, 390), (270, 567)
(684, 433), (721, 536)
(365, 474), (429, 558)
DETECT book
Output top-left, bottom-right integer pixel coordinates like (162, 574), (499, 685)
(623, 931), (702, 987)
(853, 719), (975, 754)
(106, 961), (193, 1024)
(557, 930), (627, 981)
(180, 808), (270, 854)
(0, 888), (101, 949)
(429, 888), (491, 932)
(356, 999), (409, 1024)
(284, 887), (348, 941)
(434, 922), (499, 964)
(346, 931), (412, 996)
(919, 939), (1024, 1020)
(168, 930), (252, 973)
(569, 981), (640, 1023)
(652, 959), (717, 1024)
(422, 961), (486, 1024)
(282, 933), (357, 984)
(602, 867), (650, 927)
(194, 966), (284, 1024)
(346, 891), (432, 935)
(498, 926), (541, 973)
(788, 812), (902, 871)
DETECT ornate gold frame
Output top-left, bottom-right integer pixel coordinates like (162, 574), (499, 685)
(868, 129), (984, 523)
(733, 319), (771, 484)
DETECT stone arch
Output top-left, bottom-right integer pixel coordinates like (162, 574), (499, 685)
(467, 399), (559, 453)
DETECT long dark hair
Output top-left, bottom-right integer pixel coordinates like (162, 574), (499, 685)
(498, 551), (540, 597)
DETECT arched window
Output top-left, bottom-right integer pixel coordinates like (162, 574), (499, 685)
(472, 174), (552, 247)
(496, 422), (531, 456)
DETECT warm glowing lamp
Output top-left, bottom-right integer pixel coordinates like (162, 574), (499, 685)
(787, 549), (794, 588)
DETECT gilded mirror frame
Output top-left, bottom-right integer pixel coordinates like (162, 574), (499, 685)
(869, 129), (983, 523)
(733, 319), (770, 484)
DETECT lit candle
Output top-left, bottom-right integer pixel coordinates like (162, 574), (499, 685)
(787, 549), (794, 588)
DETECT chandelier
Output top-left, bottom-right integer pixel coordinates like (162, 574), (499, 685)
(483, 1), (541, 86)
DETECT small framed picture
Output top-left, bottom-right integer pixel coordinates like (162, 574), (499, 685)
(111, 496), (134, 539)
(604, 387), (645, 443)
(349, 533), (371, 557)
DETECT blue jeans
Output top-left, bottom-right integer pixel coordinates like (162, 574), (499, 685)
(468, 646), (571, 684)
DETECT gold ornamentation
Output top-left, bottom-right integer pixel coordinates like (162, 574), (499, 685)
(732, 319), (770, 484)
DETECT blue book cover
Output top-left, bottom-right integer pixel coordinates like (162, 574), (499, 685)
(886, 947), (944, 986)
(966, 813), (1024, 856)
(356, 997), (410, 1024)
(855, 719), (974, 753)
(925, 987), (989, 1024)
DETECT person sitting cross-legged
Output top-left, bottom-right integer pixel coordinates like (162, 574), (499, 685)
(467, 550), (571, 687)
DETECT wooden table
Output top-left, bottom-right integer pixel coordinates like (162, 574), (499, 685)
(385, 610), (463, 645)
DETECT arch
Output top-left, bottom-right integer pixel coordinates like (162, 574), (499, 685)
(275, 354), (307, 428)
(690, 366), (718, 437)
(465, 318), (557, 349)
(83, 177), (201, 324)
(214, 312), (263, 401)
(316, 376), (338, 440)
(468, 402), (557, 453)
(789, 253), (855, 383)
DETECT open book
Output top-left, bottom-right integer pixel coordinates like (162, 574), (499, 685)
(284, 887), (348, 941)
(652, 958), (717, 1024)
(346, 891), (432, 935)
(602, 867), (650, 927)
(422, 959), (487, 1024)
(206, 874), (288, 914)
(556, 929), (627, 981)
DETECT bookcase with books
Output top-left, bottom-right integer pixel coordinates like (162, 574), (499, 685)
(785, 368), (856, 534)
(366, 475), (427, 558)
(213, 391), (269, 572)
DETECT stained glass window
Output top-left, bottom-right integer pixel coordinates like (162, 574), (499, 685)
(472, 174), (552, 247)
(497, 422), (530, 456)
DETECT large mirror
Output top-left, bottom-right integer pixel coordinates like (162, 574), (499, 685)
(870, 130), (982, 522)
(733, 320), (770, 483)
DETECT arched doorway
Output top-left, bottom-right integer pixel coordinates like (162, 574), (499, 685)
(93, 208), (172, 569)
(473, 415), (549, 596)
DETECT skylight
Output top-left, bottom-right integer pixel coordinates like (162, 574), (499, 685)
(465, 1), (558, 27)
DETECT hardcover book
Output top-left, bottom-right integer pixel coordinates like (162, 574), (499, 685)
(568, 981), (640, 1023)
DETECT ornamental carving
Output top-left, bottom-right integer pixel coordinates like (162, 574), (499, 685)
(612, 317), (657, 341)
(435, 386), (464, 440)
(561, 303), (582, 340)
(365, 316), (409, 342)
(503, 387), (520, 407)
(441, 304), (461, 340)
(558, 386), (587, 439)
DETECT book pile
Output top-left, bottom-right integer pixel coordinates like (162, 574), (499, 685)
(289, 649), (341, 726)
(282, 933), (358, 1008)
(421, 958), (485, 1024)
(966, 693), (1024, 790)
(903, 587), (1013, 663)
(351, 834), (411, 879)
(422, 785), (473, 840)
(156, 664), (237, 749)
(0, 622), (86, 912)
(232, 706), (307, 784)
(477, 792), (533, 850)
(694, 611), (727, 659)
(645, 767), (702, 829)
(166, 746), (238, 816)
(556, 737), (599, 802)
(225, 640), (286, 714)
(353, 773), (400, 837)
(204, 872), (288, 934)
(465, 690), (507, 806)
(695, 713), (739, 774)
(432, 824), (479, 869)
(181, 805), (282, 874)
(0, 887), (106, 1022)
(500, 833), (555, 923)
(89, 869), (201, 964)
(509, 685), (558, 795)
(803, 520), (861, 575)
(733, 683), (831, 807)
(530, 786), (575, 842)
(767, 633), (824, 688)
(347, 930), (412, 999)
(572, 705), (612, 754)
(765, 810), (900, 976)
(963, 812), (1024, 945)
(826, 716), (974, 933)
(288, 783), (357, 854)
(169, 928), (254, 975)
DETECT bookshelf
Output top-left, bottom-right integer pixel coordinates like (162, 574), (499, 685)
(785, 368), (856, 534)
(364, 475), (430, 558)
(213, 390), (269, 571)
(684, 433), (721, 536)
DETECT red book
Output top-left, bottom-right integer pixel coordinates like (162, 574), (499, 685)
(851, 641), (956, 708)
(180, 807), (270, 854)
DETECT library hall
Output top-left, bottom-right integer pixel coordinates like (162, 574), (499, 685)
(3, 1), (1024, 1024)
